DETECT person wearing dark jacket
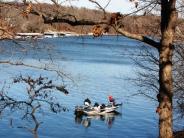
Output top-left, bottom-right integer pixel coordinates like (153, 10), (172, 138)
(84, 98), (91, 106)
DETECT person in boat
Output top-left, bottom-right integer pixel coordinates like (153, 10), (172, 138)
(84, 98), (91, 107)
(94, 102), (101, 112)
(101, 104), (106, 109)
(108, 95), (116, 106)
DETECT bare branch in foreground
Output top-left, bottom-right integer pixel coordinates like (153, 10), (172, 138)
(115, 27), (160, 49)
(29, 6), (107, 25)
(0, 60), (72, 81)
(88, 0), (111, 19)
(0, 75), (69, 137)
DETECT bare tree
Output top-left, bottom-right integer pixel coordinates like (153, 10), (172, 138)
(131, 42), (184, 137)
(129, 45), (159, 100)
(173, 44), (184, 118)
(0, 75), (68, 138)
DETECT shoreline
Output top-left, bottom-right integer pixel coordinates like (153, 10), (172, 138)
(14, 32), (121, 40)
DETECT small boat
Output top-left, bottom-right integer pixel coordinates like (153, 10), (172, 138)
(75, 103), (122, 116)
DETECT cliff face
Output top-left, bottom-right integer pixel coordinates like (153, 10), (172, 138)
(0, 2), (184, 38)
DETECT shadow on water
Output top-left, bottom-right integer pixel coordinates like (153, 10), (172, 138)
(75, 111), (122, 128)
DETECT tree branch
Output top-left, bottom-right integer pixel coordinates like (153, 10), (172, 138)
(88, 0), (111, 18)
(0, 60), (71, 80)
(116, 27), (160, 49)
(42, 16), (106, 25)
(30, 8), (106, 25)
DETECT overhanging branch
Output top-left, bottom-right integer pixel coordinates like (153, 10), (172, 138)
(30, 9), (106, 26)
(116, 28), (160, 49)
(42, 16), (106, 25)
(88, 0), (111, 19)
(0, 60), (71, 80)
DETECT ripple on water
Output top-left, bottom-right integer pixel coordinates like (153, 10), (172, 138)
(0, 36), (160, 138)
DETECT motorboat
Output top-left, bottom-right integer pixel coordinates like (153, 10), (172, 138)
(75, 103), (122, 116)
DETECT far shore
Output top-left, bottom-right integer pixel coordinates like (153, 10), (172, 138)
(14, 32), (120, 39)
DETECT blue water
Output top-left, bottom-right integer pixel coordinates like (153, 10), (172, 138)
(0, 36), (160, 138)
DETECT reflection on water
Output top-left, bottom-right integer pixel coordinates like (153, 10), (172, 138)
(75, 111), (121, 128)
(17, 113), (40, 138)
(0, 97), (40, 138)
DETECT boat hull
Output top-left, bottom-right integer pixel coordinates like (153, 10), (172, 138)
(75, 103), (122, 116)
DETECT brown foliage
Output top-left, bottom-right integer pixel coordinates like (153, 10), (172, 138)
(92, 25), (103, 37)
(108, 12), (122, 25)
(0, 19), (14, 39)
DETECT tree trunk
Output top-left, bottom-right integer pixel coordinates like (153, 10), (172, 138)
(158, 44), (173, 138)
(157, 1), (178, 138)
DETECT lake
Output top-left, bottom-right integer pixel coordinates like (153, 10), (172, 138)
(0, 36), (177, 138)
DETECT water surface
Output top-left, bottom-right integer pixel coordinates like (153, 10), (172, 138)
(0, 36), (159, 138)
